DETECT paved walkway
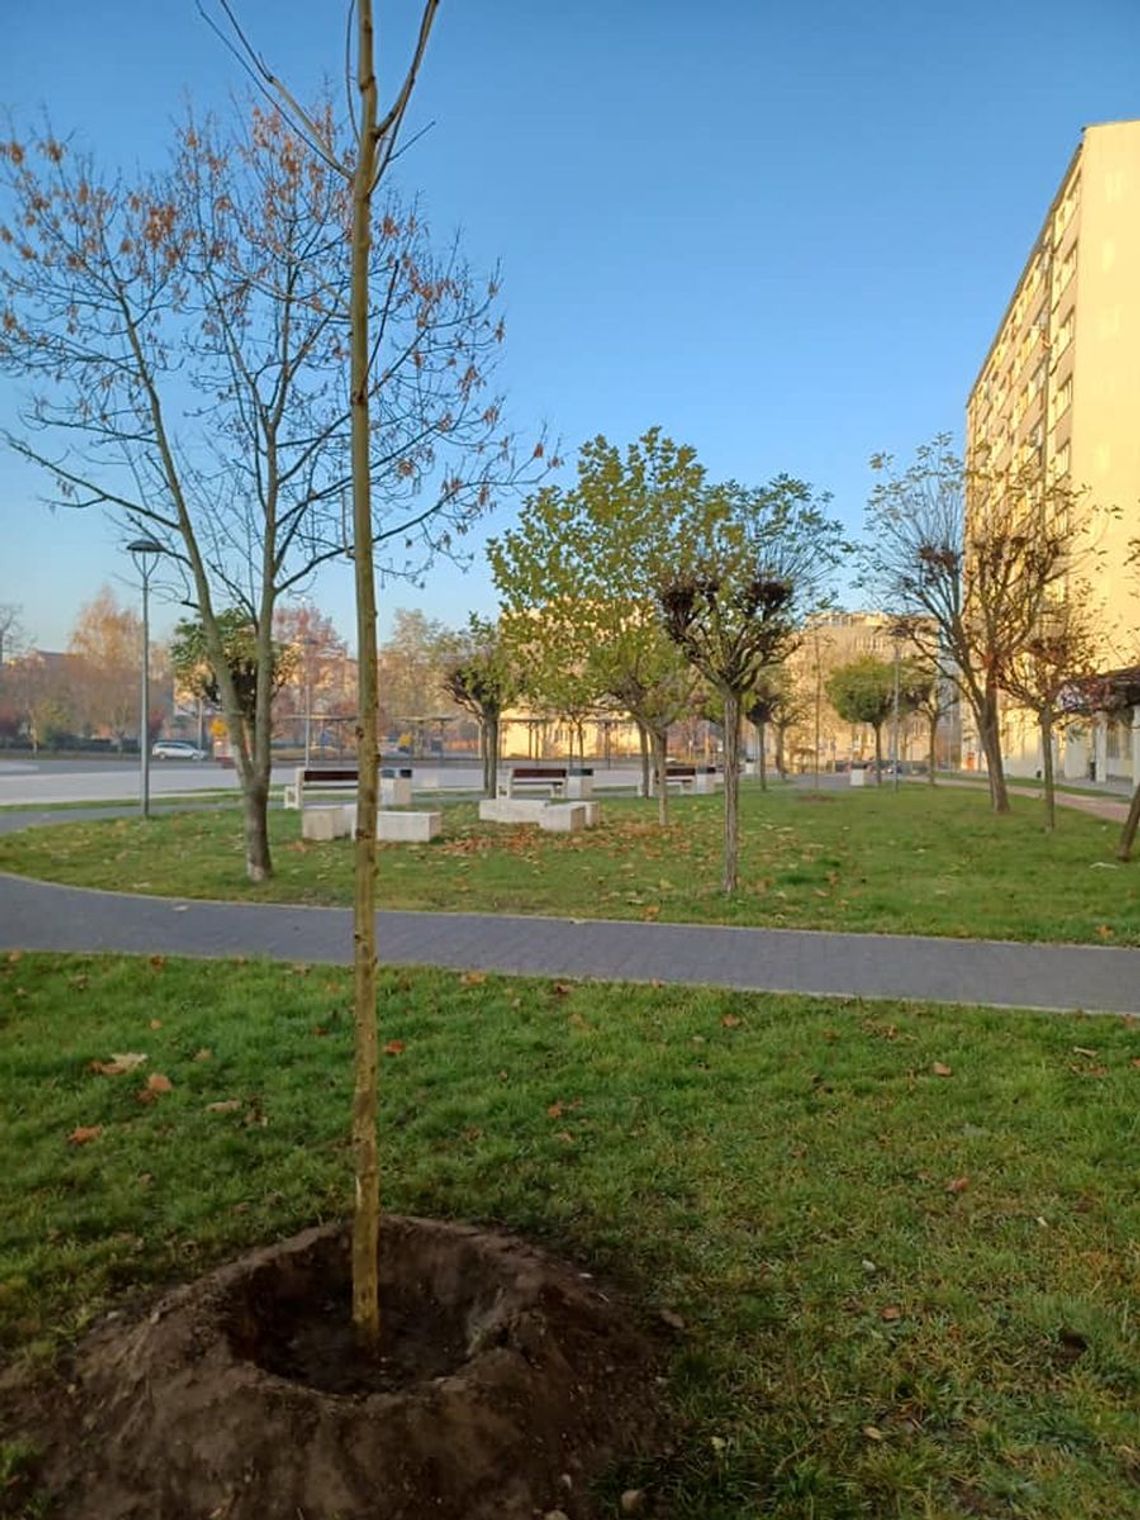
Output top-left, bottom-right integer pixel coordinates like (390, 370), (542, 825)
(3, 866), (1140, 1017)
(2, 792), (1138, 1017)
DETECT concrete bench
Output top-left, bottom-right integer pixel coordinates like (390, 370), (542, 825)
(649, 765), (722, 796)
(501, 766), (568, 798)
(284, 767), (359, 810)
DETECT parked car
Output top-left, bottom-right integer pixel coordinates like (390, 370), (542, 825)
(151, 739), (207, 760)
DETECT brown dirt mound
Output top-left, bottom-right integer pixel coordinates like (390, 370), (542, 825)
(16, 1217), (660, 1519)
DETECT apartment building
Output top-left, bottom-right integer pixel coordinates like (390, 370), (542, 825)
(965, 118), (1140, 783)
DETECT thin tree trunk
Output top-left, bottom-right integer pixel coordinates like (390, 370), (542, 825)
(873, 723), (883, 785)
(927, 712), (938, 786)
(483, 713), (499, 797)
(722, 688), (741, 893)
(1117, 780), (1140, 861)
(1040, 710), (1056, 833)
(979, 686), (1009, 813)
(755, 719), (767, 791)
(650, 726), (669, 827)
(636, 719), (650, 798)
(349, 0), (381, 1349)
(242, 770), (271, 882)
(775, 725), (786, 781)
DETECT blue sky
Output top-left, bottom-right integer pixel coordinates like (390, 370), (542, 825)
(2, 0), (1139, 652)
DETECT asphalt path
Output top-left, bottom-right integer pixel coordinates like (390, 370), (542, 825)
(2, 840), (1139, 1019)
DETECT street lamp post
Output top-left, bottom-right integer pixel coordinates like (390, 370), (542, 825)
(128, 538), (163, 819)
(303, 636), (317, 767)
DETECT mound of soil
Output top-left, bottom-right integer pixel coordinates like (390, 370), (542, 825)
(15, 1218), (660, 1519)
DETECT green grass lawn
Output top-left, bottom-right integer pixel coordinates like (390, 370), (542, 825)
(1, 784), (1137, 945)
(2, 952), (1138, 1517)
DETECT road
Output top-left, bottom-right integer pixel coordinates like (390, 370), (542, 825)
(0, 756), (658, 807)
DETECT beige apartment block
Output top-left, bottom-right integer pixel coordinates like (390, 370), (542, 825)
(966, 118), (1140, 784)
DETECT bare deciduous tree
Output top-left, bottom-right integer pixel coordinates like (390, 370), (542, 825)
(863, 436), (1089, 814)
(0, 72), (531, 883)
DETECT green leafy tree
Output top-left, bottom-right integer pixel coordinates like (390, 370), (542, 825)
(439, 615), (517, 796)
(170, 612), (296, 752)
(825, 656), (899, 784)
(490, 431), (702, 822)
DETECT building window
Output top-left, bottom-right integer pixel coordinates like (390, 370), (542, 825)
(1057, 243), (1077, 295)
(1053, 441), (1070, 477)
(1050, 376), (1072, 427)
(1054, 307), (1074, 358)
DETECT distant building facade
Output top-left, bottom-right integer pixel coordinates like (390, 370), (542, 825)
(965, 118), (1140, 783)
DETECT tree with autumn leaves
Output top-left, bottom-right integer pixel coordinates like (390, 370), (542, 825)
(0, 84), (539, 883)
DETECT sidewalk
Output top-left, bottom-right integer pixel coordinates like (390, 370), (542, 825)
(3, 869), (1139, 1017)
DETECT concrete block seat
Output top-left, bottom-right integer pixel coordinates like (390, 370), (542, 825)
(377, 809), (441, 843)
(342, 804), (442, 842)
(301, 805), (352, 842)
(479, 797), (601, 830)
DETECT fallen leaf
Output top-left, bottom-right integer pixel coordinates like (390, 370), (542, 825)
(862, 1425), (885, 1442)
(1072, 1046), (1098, 1058)
(721, 1014), (743, 1029)
(1131, 1058), (1140, 1070)
(206, 1100), (242, 1114)
(68, 1125), (102, 1145)
(659, 1308), (686, 1332)
(7, 950), (23, 963)
(89, 1051), (148, 1076)
(1096, 924), (1114, 940)
(945, 1175), (970, 1194)
(551, 982), (573, 997)
(459, 971), (486, 986)
(547, 1100), (565, 1119)
(146, 1073), (173, 1094)
(148, 956), (166, 972)
(383, 1040), (406, 1056)
(932, 1061), (953, 1077)
(879, 1305), (903, 1322)
(193, 1048), (212, 1062)
(149, 1018), (163, 1030)
(554, 1130), (574, 1144)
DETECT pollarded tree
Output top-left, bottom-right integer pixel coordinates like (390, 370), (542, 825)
(1001, 600), (1104, 832)
(439, 615), (517, 797)
(863, 436), (1089, 814)
(0, 90), (539, 882)
(655, 479), (846, 891)
(825, 656), (899, 784)
(746, 665), (801, 790)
